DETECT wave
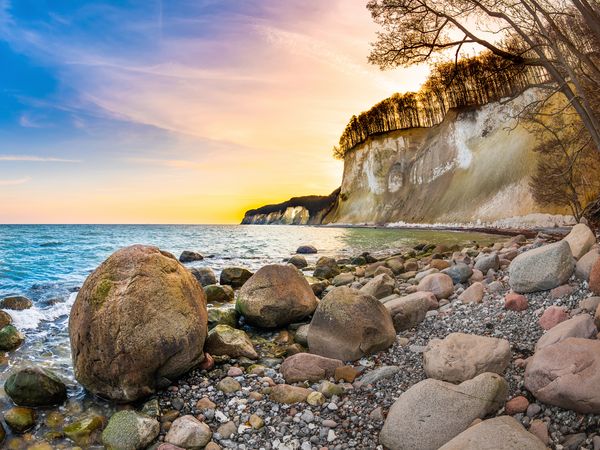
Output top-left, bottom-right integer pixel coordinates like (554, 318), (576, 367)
(10, 292), (76, 330)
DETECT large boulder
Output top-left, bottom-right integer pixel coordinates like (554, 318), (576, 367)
(535, 314), (597, 351)
(417, 273), (454, 299)
(236, 264), (317, 328)
(509, 241), (575, 293)
(438, 416), (546, 450)
(379, 372), (508, 450)
(69, 245), (208, 402)
(204, 324), (257, 359)
(220, 267), (253, 288)
(308, 287), (396, 361)
(4, 366), (67, 407)
(280, 353), (343, 383)
(524, 337), (600, 413)
(563, 223), (596, 260)
(385, 292), (437, 331)
(359, 273), (395, 299)
(189, 267), (216, 287)
(423, 333), (511, 383)
(102, 410), (160, 450)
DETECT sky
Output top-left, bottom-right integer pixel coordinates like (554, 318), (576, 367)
(0, 0), (428, 224)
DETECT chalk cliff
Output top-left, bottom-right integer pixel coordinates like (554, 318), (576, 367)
(322, 89), (573, 228)
(243, 87), (592, 227)
(241, 189), (339, 225)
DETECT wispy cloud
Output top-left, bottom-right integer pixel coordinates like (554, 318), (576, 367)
(0, 155), (82, 163)
(0, 176), (31, 186)
(18, 113), (44, 128)
(127, 157), (208, 171)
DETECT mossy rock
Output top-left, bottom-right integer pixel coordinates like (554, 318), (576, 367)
(4, 407), (35, 433)
(0, 296), (32, 310)
(0, 311), (12, 329)
(0, 325), (24, 351)
(207, 307), (238, 329)
(220, 267), (253, 288)
(140, 398), (160, 419)
(4, 366), (67, 407)
(101, 411), (159, 450)
(204, 284), (235, 303)
(205, 324), (258, 359)
(64, 415), (104, 446)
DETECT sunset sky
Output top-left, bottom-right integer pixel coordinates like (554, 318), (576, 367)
(0, 0), (428, 224)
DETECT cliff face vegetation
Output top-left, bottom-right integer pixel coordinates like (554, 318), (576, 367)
(334, 53), (547, 158)
(241, 189), (339, 225)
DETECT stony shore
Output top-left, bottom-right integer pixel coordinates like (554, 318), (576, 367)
(0, 224), (599, 449)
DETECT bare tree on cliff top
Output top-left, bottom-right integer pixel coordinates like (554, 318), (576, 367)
(367, 0), (600, 152)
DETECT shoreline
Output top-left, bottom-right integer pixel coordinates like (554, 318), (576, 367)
(280, 222), (573, 239)
(1, 224), (598, 449)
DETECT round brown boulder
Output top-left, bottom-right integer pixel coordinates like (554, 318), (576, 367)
(308, 287), (396, 361)
(69, 245), (208, 402)
(236, 264), (317, 328)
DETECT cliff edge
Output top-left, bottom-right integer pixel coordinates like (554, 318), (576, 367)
(241, 189), (340, 225)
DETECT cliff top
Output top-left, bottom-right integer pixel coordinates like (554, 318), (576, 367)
(334, 52), (548, 159)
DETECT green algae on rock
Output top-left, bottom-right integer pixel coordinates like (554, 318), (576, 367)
(0, 324), (24, 351)
(102, 410), (159, 450)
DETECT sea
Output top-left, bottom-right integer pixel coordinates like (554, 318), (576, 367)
(0, 224), (504, 411)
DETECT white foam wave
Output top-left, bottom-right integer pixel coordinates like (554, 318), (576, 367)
(10, 292), (76, 330)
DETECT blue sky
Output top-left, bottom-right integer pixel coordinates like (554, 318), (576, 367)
(0, 0), (425, 223)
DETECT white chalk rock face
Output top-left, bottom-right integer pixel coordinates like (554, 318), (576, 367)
(423, 333), (511, 383)
(324, 89), (580, 227)
(508, 241), (575, 293)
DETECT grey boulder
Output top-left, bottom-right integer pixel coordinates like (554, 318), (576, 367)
(509, 241), (575, 293)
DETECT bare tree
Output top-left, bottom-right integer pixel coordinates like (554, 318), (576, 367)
(367, 0), (600, 152)
(525, 97), (600, 221)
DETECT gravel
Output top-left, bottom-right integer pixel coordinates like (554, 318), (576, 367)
(156, 238), (600, 450)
